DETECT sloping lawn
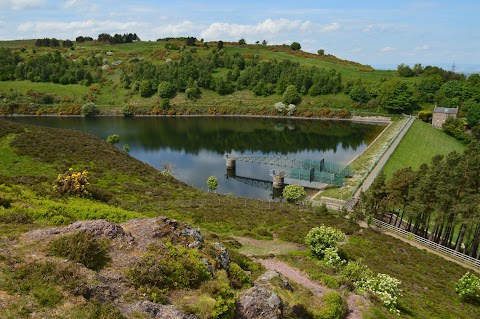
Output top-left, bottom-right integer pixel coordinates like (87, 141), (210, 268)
(383, 120), (466, 178)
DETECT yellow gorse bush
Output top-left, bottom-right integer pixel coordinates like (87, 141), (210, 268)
(53, 168), (90, 197)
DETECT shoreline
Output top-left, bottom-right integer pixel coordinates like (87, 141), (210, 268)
(1, 113), (392, 125)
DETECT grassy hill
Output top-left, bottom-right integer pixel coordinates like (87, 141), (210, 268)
(383, 120), (467, 178)
(0, 39), (410, 117)
(1, 119), (479, 318)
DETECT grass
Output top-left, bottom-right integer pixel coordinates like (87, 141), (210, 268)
(0, 135), (56, 177)
(383, 120), (466, 178)
(0, 39), (411, 116)
(1, 119), (479, 318)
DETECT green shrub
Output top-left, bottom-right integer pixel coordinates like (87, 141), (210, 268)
(418, 110), (433, 123)
(455, 272), (480, 302)
(283, 85), (301, 105)
(0, 210), (32, 224)
(340, 258), (373, 285)
(158, 81), (176, 98)
(122, 106), (134, 117)
(47, 231), (110, 270)
(106, 134), (120, 145)
(201, 271), (236, 319)
(282, 184), (307, 203)
(127, 242), (211, 291)
(228, 262), (252, 289)
(80, 102), (99, 117)
(207, 176), (219, 192)
(0, 196), (12, 208)
(160, 98), (170, 110)
(315, 291), (348, 319)
(305, 225), (346, 258)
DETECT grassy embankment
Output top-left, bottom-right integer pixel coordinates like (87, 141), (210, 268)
(0, 39), (419, 116)
(319, 116), (407, 200)
(382, 119), (467, 178)
(0, 119), (479, 318)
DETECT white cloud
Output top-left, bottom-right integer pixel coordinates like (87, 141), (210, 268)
(320, 22), (341, 32)
(153, 21), (203, 37)
(381, 46), (397, 52)
(362, 23), (398, 33)
(415, 44), (430, 51)
(17, 20), (145, 34)
(352, 48), (364, 52)
(1, 0), (46, 10)
(200, 18), (318, 40)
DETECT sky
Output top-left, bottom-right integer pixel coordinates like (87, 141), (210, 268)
(1, 0), (479, 71)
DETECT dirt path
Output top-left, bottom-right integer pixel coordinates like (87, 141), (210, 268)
(256, 258), (365, 319)
(232, 236), (305, 256)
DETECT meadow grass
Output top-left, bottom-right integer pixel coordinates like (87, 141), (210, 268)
(0, 39), (409, 115)
(0, 135), (56, 177)
(1, 119), (479, 318)
(383, 120), (466, 178)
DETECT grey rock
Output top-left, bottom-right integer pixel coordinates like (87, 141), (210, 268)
(234, 286), (283, 319)
(66, 220), (129, 239)
(255, 270), (293, 291)
(125, 301), (197, 319)
(214, 242), (230, 270)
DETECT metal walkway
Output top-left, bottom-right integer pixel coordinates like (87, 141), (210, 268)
(225, 154), (351, 186)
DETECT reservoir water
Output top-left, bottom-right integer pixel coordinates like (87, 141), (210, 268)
(8, 117), (385, 200)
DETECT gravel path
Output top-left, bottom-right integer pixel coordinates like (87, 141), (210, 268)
(256, 258), (365, 319)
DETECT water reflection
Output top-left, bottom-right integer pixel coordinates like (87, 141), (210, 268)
(8, 117), (385, 200)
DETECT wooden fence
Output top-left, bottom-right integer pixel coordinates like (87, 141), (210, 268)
(374, 219), (480, 268)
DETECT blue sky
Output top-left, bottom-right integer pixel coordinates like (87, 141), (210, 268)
(1, 0), (479, 70)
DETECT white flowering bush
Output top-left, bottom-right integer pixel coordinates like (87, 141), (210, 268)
(286, 104), (296, 115)
(323, 247), (346, 268)
(274, 102), (285, 113)
(455, 272), (480, 302)
(358, 273), (402, 315)
(274, 102), (296, 115)
(305, 225), (346, 258)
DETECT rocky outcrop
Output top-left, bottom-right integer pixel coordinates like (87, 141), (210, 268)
(123, 301), (197, 319)
(22, 219), (132, 241)
(234, 270), (296, 319)
(214, 242), (230, 270)
(255, 270), (293, 291)
(234, 286), (283, 319)
(66, 220), (130, 239)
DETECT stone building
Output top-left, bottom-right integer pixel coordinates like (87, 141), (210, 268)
(432, 107), (458, 128)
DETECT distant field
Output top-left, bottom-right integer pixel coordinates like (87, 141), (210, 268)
(383, 120), (466, 178)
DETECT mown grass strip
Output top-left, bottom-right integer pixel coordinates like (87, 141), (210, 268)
(383, 120), (466, 178)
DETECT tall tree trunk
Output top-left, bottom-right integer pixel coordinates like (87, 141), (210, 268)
(397, 210), (405, 228)
(435, 224), (444, 244)
(470, 225), (480, 258)
(455, 224), (467, 252)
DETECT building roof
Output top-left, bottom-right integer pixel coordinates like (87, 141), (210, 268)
(433, 107), (458, 114)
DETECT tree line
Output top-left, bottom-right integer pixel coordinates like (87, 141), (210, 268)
(121, 49), (342, 100)
(0, 48), (96, 85)
(356, 141), (480, 259)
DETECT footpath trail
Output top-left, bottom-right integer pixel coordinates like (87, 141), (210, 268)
(256, 258), (366, 319)
(354, 116), (415, 199)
